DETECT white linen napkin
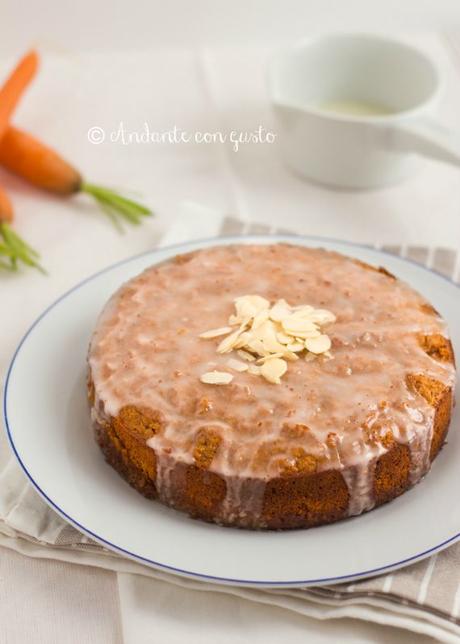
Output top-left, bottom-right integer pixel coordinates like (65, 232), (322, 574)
(1, 201), (460, 644)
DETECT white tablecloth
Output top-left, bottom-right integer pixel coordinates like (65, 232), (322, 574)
(1, 34), (460, 643)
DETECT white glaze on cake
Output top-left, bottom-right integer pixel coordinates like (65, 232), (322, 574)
(88, 244), (456, 522)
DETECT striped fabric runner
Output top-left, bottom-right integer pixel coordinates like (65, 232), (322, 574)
(1, 213), (459, 635)
(220, 216), (460, 284)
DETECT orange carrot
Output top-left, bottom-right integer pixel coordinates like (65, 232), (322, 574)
(0, 126), (81, 194)
(0, 185), (43, 272)
(0, 51), (43, 272)
(0, 126), (151, 227)
(0, 186), (13, 223)
(0, 51), (38, 141)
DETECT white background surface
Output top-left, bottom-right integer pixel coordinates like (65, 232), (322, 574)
(2, 1), (460, 642)
(1, 1), (460, 52)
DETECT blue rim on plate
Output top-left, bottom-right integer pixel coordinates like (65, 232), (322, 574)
(3, 233), (460, 587)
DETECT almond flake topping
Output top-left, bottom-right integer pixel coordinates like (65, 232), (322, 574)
(260, 358), (288, 384)
(237, 349), (256, 362)
(199, 295), (335, 385)
(199, 326), (233, 339)
(305, 334), (332, 354)
(200, 371), (234, 385)
(226, 358), (249, 372)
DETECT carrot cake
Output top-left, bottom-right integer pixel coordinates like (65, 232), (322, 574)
(87, 244), (456, 529)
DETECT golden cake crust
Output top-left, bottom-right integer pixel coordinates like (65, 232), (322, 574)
(87, 244), (456, 529)
(90, 385), (452, 529)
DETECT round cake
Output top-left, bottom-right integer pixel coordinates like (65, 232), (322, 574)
(87, 244), (456, 529)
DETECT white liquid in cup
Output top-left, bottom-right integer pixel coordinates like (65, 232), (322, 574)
(316, 99), (394, 118)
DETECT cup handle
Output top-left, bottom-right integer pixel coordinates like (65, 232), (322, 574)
(390, 118), (460, 167)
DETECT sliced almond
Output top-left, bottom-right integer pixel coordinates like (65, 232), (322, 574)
(250, 319), (272, 339)
(237, 349), (256, 362)
(309, 309), (336, 324)
(283, 351), (299, 362)
(234, 295), (269, 321)
(291, 304), (314, 315)
(260, 358), (288, 384)
(247, 364), (261, 375)
(217, 325), (245, 353)
(287, 342), (304, 352)
(258, 321), (286, 353)
(200, 371), (233, 385)
(246, 338), (269, 357)
(294, 328), (321, 340)
(199, 326), (233, 339)
(233, 331), (252, 349)
(226, 358), (249, 372)
(251, 309), (270, 330)
(289, 307), (315, 320)
(276, 331), (292, 345)
(269, 299), (291, 322)
(282, 317), (318, 335)
(256, 352), (284, 364)
(305, 334), (332, 354)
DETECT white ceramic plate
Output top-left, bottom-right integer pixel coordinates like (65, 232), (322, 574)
(4, 235), (460, 588)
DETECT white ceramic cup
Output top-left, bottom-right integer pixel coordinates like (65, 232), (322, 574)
(268, 34), (460, 189)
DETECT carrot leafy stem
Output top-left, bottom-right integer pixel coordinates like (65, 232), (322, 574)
(0, 222), (45, 273)
(81, 183), (152, 228)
